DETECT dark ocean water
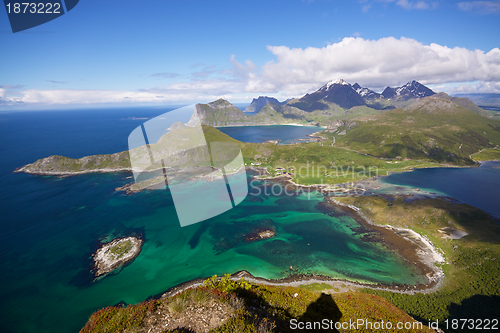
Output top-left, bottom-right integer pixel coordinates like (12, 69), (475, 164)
(379, 162), (500, 216)
(0, 108), (497, 333)
(218, 125), (322, 144)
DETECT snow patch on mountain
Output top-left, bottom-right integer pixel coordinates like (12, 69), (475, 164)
(321, 78), (350, 90)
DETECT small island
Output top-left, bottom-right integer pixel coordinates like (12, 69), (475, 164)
(92, 236), (143, 278)
(244, 227), (276, 242)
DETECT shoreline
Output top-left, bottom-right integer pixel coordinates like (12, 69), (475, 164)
(19, 156), (497, 298)
(156, 170), (447, 301)
(214, 123), (325, 128)
(14, 166), (133, 176)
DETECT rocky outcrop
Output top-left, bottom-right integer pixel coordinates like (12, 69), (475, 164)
(244, 96), (282, 113)
(93, 236), (143, 277)
(244, 228), (275, 242)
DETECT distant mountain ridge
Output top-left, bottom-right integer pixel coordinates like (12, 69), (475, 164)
(195, 79), (493, 127)
(332, 95), (500, 164)
(287, 79), (435, 113)
(244, 96), (283, 113)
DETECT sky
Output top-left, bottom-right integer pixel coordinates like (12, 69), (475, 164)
(1, 0), (499, 109)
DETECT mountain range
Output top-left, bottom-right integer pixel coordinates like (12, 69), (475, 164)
(286, 79), (436, 112)
(198, 79), (492, 127)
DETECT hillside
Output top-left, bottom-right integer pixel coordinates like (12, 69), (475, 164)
(80, 275), (434, 333)
(336, 195), (500, 330)
(328, 97), (500, 164)
(197, 98), (392, 127)
(432, 92), (491, 117)
(15, 124), (241, 176)
(196, 99), (314, 126)
(244, 96), (282, 113)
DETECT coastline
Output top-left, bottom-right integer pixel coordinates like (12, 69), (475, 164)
(14, 166), (133, 176)
(156, 169), (447, 301)
(214, 123), (325, 128)
(19, 152), (498, 299)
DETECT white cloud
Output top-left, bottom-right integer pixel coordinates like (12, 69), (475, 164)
(0, 79), (247, 106)
(238, 37), (500, 94)
(441, 81), (500, 94)
(458, 1), (500, 14)
(396, 0), (429, 9)
(2, 37), (500, 107)
(376, 0), (431, 10)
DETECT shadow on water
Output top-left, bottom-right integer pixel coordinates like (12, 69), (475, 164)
(187, 221), (209, 249)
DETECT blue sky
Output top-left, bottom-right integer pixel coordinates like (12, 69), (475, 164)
(1, 0), (499, 109)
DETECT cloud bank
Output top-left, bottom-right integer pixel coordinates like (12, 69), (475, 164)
(240, 37), (500, 95)
(2, 37), (500, 106)
(458, 1), (500, 14)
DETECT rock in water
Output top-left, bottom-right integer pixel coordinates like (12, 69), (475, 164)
(93, 236), (143, 277)
(244, 228), (276, 242)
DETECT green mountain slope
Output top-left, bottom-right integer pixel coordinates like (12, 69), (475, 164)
(196, 99), (391, 127)
(432, 92), (491, 117)
(196, 99), (321, 126)
(330, 97), (500, 164)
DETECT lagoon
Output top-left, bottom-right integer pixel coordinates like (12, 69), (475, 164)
(217, 125), (322, 144)
(0, 109), (423, 333)
(375, 161), (500, 216)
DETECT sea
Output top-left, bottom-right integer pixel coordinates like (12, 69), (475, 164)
(0, 107), (498, 333)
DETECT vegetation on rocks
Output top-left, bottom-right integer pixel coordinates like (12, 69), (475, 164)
(335, 195), (500, 330)
(326, 97), (500, 165)
(80, 274), (433, 332)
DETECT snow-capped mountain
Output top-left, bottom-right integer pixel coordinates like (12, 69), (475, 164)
(287, 79), (436, 112)
(394, 80), (435, 99)
(352, 83), (381, 99)
(319, 78), (350, 91)
(289, 78), (365, 110)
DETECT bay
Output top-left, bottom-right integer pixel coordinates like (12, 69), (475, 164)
(377, 162), (500, 216)
(0, 109), (446, 333)
(217, 125), (322, 144)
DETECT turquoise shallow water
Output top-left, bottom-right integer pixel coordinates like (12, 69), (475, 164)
(1, 174), (425, 333)
(0, 109), (424, 333)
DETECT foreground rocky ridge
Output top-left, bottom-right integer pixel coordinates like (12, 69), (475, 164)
(80, 274), (435, 333)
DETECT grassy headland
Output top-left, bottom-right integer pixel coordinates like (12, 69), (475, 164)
(334, 195), (500, 329)
(80, 274), (434, 332)
(324, 97), (500, 165)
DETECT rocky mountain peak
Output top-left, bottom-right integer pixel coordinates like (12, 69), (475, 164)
(320, 78), (350, 91)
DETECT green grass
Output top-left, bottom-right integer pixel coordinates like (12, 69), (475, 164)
(335, 196), (500, 331)
(81, 275), (434, 333)
(23, 103), (499, 187)
(22, 124), (446, 186)
(238, 140), (441, 185)
(108, 240), (133, 259)
(471, 147), (500, 161)
(80, 300), (160, 333)
(298, 283), (333, 292)
(326, 98), (500, 165)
